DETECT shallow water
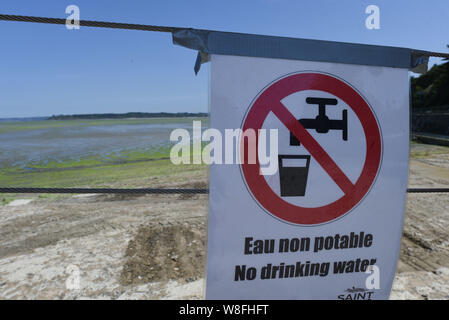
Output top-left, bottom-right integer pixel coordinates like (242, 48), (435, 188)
(0, 120), (201, 168)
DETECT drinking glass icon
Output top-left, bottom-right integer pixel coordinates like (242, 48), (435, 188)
(278, 155), (311, 197)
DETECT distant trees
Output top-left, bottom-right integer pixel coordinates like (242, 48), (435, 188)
(411, 51), (449, 110)
(49, 112), (208, 120)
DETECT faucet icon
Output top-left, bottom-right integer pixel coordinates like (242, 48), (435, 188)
(290, 97), (348, 146)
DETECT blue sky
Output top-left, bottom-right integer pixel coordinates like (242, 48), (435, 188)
(0, 0), (448, 118)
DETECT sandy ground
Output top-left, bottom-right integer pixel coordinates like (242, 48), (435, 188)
(0, 144), (448, 300)
(391, 144), (449, 300)
(0, 192), (208, 300)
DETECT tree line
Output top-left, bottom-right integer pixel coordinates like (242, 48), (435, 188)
(49, 112), (208, 120)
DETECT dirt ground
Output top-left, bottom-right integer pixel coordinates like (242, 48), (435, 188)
(391, 144), (449, 299)
(0, 143), (448, 300)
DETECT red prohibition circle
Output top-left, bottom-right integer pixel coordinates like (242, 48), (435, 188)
(241, 72), (382, 225)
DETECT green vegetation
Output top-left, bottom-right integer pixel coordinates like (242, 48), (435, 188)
(1, 196), (15, 206)
(412, 58), (449, 110)
(0, 117), (209, 205)
(0, 144), (207, 189)
(0, 117), (208, 134)
(409, 142), (449, 159)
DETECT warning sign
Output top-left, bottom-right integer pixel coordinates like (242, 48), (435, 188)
(240, 72), (382, 225)
(206, 55), (409, 300)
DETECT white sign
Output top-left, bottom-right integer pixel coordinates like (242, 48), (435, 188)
(206, 54), (409, 299)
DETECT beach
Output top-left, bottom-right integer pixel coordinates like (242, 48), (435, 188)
(0, 119), (448, 299)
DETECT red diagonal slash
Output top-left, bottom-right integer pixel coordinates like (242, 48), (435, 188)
(272, 101), (355, 195)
